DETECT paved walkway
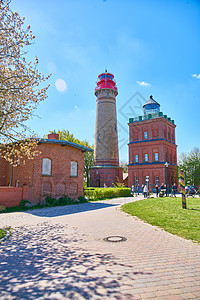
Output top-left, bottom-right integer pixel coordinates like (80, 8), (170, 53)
(0, 196), (200, 299)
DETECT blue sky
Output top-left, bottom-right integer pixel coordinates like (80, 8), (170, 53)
(11, 0), (200, 162)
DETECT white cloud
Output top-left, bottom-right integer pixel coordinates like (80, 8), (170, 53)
(55, 78), (67, 92)
(136, 81), (151, 87)
(192, 74), (200, 79)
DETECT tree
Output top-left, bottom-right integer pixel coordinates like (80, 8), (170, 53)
(120, 161), (128, 173)
(178, 147), (200, 187)
(48, 130), (94, 187)
(0, 0), (50, 165)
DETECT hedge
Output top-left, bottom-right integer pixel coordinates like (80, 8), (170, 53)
(84, 187), (131, 200)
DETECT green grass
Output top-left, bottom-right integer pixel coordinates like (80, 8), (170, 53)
(0, 228), (7, 239)
(122, 197), (200, 243)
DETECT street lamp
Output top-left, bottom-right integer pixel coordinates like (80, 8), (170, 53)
(165, 162), (169, 197)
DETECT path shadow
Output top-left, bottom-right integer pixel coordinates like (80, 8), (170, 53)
(0, 223), (152, 300)
(27, 202), (118, 218)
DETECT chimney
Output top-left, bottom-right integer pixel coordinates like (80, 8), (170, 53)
(48, 131), (59, 140)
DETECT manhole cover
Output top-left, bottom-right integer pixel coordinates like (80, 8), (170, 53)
(103, 236), (127, 243)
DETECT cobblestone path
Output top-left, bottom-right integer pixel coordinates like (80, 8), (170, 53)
(0, 197), (200, 299)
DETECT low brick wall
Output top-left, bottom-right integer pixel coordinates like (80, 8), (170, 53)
(0, 186), (29, 207)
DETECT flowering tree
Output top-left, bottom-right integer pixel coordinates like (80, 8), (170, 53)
(0, 0), (51, 165)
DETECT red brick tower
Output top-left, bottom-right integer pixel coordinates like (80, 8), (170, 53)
(128, 96), (177, 191)
(90, 71), (123, 187)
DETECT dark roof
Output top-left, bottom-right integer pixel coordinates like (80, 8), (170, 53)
(38, 138), (93, 152)
(143, 95), (160, 108)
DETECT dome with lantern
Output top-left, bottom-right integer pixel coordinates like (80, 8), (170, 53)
(143, 95), (160, 115)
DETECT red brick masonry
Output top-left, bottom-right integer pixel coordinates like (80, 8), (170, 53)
(0, 186), (29, 207)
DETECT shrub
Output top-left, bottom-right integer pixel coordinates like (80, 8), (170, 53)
(84, 187), (131, 200)
(20, 199), (31, 207)
(78, 196), (87, 203)
(45, 195), (73, 207)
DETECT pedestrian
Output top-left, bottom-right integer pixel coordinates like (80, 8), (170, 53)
(137, 185), (140, 195)
(155, 184), (159, 197)
(143, 185), (147, 198)
(172, 182), (177, 197)
(164, 184), (167, 197)
(131, 185), (135, 197)
(142, 184), (144, 196)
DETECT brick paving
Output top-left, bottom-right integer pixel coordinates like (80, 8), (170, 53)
(0, 196), (200, 299)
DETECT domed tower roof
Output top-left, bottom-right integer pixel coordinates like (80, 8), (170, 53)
(143, 95), (160, 115)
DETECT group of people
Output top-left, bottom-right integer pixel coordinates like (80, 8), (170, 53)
(131, 182), (178, 198)
(156, 182), (178, 197)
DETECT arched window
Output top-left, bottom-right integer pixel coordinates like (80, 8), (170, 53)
(98, 134), (101, 141)
(70, 161), (78, 177)
(42, 158), (51, 176)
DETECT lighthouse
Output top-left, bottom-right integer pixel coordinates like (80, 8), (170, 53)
(90, 71), (123, 187)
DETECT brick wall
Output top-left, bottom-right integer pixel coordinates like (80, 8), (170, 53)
(128, 117), (177, 189)
(0, 142), (85, 205)
(0, 186), (29, 207)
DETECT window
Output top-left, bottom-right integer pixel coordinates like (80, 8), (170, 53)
(155, 176), (159, 185)
(144, 131), (148, 139)
(42, 158), (51, 176)
(168, 130), (171, 141)
(145, 154), (148, 162)
(15, 180), (19, 187)
(135, 154), (138, 162)
(155, 153), (158, 161)
(135, 177), (138, 185)
(70, 161), (78, 177)
(98, 134), (101, 141)
(114, 124), (117, 131)
(17, 157), (20, 166)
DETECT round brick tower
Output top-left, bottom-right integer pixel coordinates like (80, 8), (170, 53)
(90, 71), (123, 187)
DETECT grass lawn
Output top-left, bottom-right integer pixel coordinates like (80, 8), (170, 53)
(122, 197), (200, 243)
(0, 228), (7, 239)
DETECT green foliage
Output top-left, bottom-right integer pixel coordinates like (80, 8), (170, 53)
(113, 181), (126, 188)
(178, 147), (200, 187)
(122, 197), (200, 242)
(48, 130), (94, 187)
(84, 187), (131, 200)
(46, 195), (72, 207)
(0, 228), (7, 239)
(20, 199), (31, 207)
(78, 195), (87, 203)
(120, 161), (128, 173)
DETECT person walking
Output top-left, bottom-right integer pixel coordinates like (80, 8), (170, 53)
(164, 184), (167, 197)
(172, 182), (177, 197)
(155, 184), (159, 197)
(131, 185), (135, 197)
(137, 185), (140, 195)
(143, 185), (147, 198)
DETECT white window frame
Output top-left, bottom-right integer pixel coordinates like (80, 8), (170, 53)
(70, 161), (78, 177)
(155, 176), (159, 185)
(42, 158), (51, 176)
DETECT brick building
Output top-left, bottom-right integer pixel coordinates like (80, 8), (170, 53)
(90, 71), (123, 187)
(128, 96), (177, 190)
(0, 133), (93, 204)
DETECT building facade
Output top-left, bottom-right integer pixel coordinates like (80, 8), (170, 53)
(90, 71), (123, 187)
(0, 133), (93, 204)
(128, 96), (177, 190)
